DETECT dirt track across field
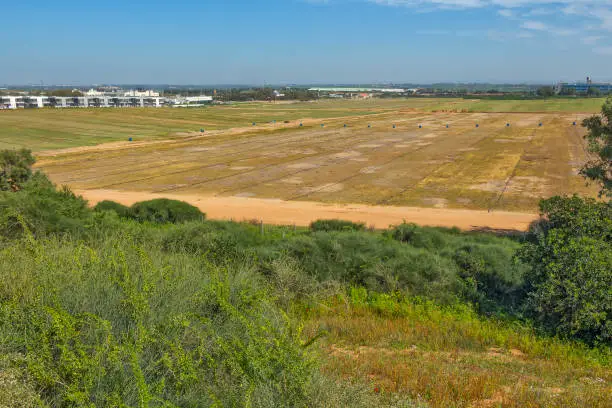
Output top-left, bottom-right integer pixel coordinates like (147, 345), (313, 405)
(77, 189), (538, 231)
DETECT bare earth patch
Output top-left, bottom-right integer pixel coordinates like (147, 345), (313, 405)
(287, 162), (319, 170)
(360, 166), (381, 174)
(332, 151), (362, 159)
(76, 189), (538, 231)
(422, 197), (449, 208)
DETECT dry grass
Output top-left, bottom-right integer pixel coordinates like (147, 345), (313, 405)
(35, 109), (598, 212)
(302, 294), (611, 408)
(0, 98), (604, 151)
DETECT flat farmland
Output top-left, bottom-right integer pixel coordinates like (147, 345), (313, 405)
(32, 100), (599, 219)
(0, 97), (604, 150)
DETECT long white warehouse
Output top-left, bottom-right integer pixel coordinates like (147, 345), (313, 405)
(0, 95), (213, 109)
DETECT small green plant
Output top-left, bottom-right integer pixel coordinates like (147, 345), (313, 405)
(310, 219), (365, 232)
(93, 200), (132, 218)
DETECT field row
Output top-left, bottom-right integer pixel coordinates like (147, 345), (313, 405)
(38, 111), (596, 211)
(1, 97), (605, 151)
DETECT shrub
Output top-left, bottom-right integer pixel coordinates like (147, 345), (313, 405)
(269, 231), (462, 302)
(519, 196), (612, 344)
(310, 219), (365, 232)
(93, 200), (132, 218)
(0, 234), (312, 407)
(0, 149), (36, 192)
(130, 198), (205, 224)
(0, 173), (92, 239)
(388, 223), (448, 250)
(453, 244), (526, 313)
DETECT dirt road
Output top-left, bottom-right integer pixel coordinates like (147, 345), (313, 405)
(77, 189), (538, 231)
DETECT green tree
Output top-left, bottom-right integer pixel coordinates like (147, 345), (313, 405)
(536, 86), (555, 97)
(587, 87), (602, 97)
(519, 196), (611, 345)
(581, 97), (611, 197)
(0, 149), (36, 192)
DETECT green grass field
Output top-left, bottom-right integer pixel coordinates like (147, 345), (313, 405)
(0, 98), (605, 151)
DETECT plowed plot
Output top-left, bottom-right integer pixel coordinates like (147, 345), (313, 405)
(37, 111), (597, 213)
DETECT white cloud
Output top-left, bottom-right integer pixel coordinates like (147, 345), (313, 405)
(582, 35), (603, 44)
(365, 0), (612, 54)
(522, 20), (548, 30)
(516, 31), (534, 38)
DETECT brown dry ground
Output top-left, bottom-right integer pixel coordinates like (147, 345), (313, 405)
(36, 109), (598, 229)
(76, 188), (537, 231)
(303, 301), (611, 408)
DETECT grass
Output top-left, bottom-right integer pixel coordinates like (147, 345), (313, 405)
(0, 98), (605, 151)
(35, 109), (598, 212)
(303, 290), (610, 408)
(0, 174), (609, 406)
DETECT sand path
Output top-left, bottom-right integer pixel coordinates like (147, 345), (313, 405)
(77, 189), (538, 231)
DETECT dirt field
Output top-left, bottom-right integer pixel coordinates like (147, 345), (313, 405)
(77, 189), (538, 231)
(0, 97), (605, 150)
(36, 109), (597, 217)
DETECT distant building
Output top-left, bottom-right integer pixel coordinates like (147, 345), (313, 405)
(85, 88), (105, 96)
(0, 95), (166, 109)
(123, 89), (161, 97)
(168, 95), (213, 107)
(557, 77), (612, 94)
(308, 87), (406, 94)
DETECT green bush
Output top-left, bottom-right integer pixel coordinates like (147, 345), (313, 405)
(0, 173), (92, 239)
(453, 244), (526, 313)
(310, 219), (365, 232)
(267, 231), (463, 302)
(519, 196), (612, 344)
(130, 198), (205, 224)
(0, 234), (311, 407)
(0, 149), (36, 192)
(93, 200), (132, 218)
(388, 223), (448, 250)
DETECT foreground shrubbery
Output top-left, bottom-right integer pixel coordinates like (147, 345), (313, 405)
(0, 158), (610, 405)
(94, 198), (205, 224)
(0, 233), (311, 407)
(310, 219), (365, 232)
(520, 196), (612, 344)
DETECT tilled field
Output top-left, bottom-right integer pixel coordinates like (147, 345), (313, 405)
(37, 111), (596, 212)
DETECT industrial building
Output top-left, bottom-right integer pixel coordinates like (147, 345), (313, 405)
(308, 87), (406, 93)
(557, 77), (612, 94)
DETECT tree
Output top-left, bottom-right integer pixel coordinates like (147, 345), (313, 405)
(587, 87), (602, 97)
(0, 149), (36, 192)
(536, 86), (555, 97)
(518, 97), (612, 345)
(519, 196), (611, 345)
(581, 97), (611, 197)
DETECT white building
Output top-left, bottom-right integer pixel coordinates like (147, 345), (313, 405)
(85, 88), (106, 96)
(0, 95), (166, 109)
(168, 95), (213, 107)
(123, 89), (160, 97)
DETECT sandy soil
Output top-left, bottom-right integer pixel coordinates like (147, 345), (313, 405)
(77, 189), (538, 231)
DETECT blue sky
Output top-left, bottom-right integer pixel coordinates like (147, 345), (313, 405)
(2, 0), (612, 85)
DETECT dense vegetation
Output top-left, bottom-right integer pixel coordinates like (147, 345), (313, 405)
(0, 165), (609, 406)
(95, 199), (205, 224)
(0, 100), (609, 406)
